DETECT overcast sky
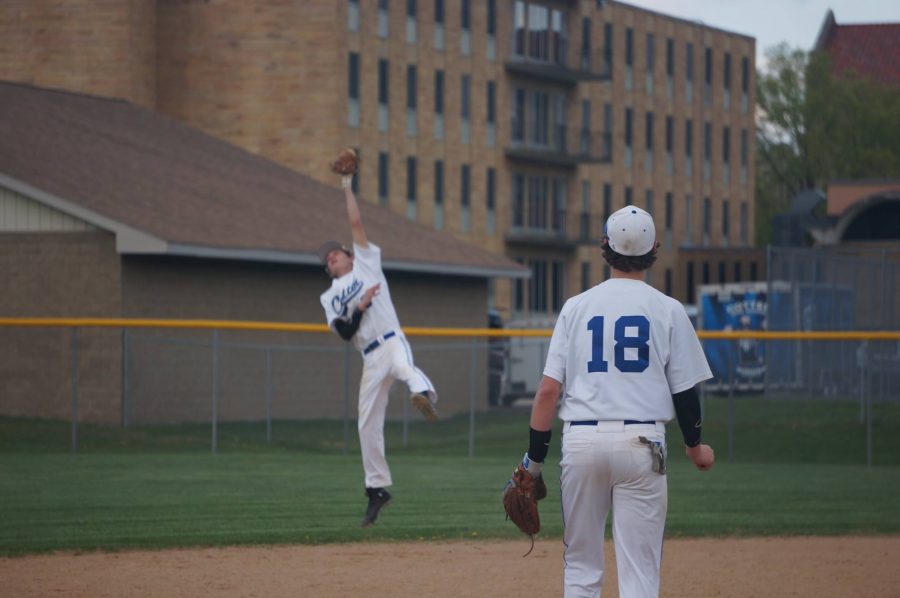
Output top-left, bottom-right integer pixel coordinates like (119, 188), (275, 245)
(622, 0), (900, 69)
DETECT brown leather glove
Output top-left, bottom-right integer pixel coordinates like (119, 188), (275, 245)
(502, 464), (547, 537)
(330, 148), (359, 176)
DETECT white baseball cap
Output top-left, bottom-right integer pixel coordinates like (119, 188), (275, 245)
(605, 206), (656, 256)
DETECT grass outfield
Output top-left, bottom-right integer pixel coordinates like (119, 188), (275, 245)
(1, 398), (899, 556)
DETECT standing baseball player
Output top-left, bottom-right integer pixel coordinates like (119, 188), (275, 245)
(515, 206), (715, 597)
(319, 153), (439, 528)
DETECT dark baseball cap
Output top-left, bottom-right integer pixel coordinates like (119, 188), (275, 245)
(317, 241), (353, 265)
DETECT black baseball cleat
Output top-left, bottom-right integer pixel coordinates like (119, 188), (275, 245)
(361, 487), (392, 528)
(410, 391), (439, 422)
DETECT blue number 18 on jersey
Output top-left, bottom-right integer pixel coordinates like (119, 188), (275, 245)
(587, 315), (650, 373)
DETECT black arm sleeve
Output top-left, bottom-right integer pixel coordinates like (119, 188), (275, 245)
(673, 385), (702, 447)
(332, 308), (364, 341)
(527, 427), (552, 463)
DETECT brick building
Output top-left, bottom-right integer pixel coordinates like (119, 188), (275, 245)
(0, 82), (523, 423)
(0, 0), (762, 315)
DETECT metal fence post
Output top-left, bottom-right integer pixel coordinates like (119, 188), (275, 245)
(343, 343), (350, 456)
(402, 386), (410, 448)
(70, 327), (78, 456)
(265, 348), (272, 444)
(468, 338), (477, 459)
(122, 328), (129, 429)
(727, 338), (735, 464)
(866, 364), (873, 467)
(211, 329), (219, 454)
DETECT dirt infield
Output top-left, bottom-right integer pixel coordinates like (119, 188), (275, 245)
(3, 536), (899, 597)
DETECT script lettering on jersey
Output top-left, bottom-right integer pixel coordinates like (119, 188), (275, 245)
(331, 278), (364, 317)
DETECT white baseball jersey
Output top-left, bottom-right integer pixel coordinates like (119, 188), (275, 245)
(320, 242), (401, 352)
(544, 278), (712, 422)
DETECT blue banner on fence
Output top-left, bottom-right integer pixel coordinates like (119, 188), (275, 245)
(699, 283), (768, 391)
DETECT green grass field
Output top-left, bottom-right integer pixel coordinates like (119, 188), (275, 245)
(1, 398), (899, 556)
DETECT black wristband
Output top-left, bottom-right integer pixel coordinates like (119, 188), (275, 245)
(527, 427), (552, 463)
(673, 386), (702, 447)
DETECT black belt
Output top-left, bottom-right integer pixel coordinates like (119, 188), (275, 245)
(570, 420), (657, 426)
(363, 331), (396, 355)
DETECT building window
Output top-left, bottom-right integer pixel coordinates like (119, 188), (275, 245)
(461, 74), (471, 144)
(645, 189), (653, 215)
(750, 261), (758, 281)
(702, 196), (711, 245)
(624, 185), (632, 206)
(434, 0), (445, 49)
(378, 58), (389, 132)
(685, 42), (694, 102)
(581, 17), (591, 69)
(723, 51), (732, 109)
(348, 0), (360, 32)
(734, 262), (742, 282)
(740, 128), (748, 184)
(577, 179), (589, 240)
(685, 118), (693, 177)
(722, 126), (731, 184)
(624, 107), (633, 168)
(513, 2), (567, 66)
(406, 0), (417, 43)
(704, 46), (712, 105)
(718, 261), (726, 283)
(487, 0), (496, 59)
(487, 80), (497, 146)
(686, 262), (695, 303)
(406, 64), (417, 136)
(514, 258), (524, 312)
(665, 268), (672, 296)
(461, 165), (471, 232)
(552, 261), (565, 313)
(406, 157), (417, 219)
(378, 0), (389, 38)
(740, 200), (749, 245)
(665, 192), (673, 230)
(580, 99), (591, 153)
(434, 160), (444, 230)
(461, 0), (471, 55)
(434, 70), (444, 139)
(487, 167), (496, 233)
(702, 261), (710, 285)
(741, 55), (749, 113)
(602, 22), (613, 75)
(581, 261), (591, 292)
(603, 183), (612, 222)
(645, 111), (654, 172)
(378, 152), (389, 207)
(665, 37), (674, 98)
(722, 198), (729, 241)
(529, 260), (548, 313)
(512, 173), (524, 227)
(684, 194), (693, 245)
(625, 26), (634, 89)
(703, 122), (712, 181)
(645, 32), (655, 93)
(348, 52), (360, 127)
(665, 115), (674, 175)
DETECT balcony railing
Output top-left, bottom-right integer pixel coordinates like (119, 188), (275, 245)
(506, 45), (612, 85)
(507, 120), (612, 167)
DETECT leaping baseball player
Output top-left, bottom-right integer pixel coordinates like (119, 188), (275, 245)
(505, 206), (715, 597)
(318, 149), (439, 528)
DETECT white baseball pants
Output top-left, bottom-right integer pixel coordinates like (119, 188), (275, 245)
(358, 333), (436, 489)
(560, 421), (668, 598)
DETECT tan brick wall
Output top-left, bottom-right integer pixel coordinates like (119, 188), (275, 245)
(0, 0), (157, 108)
(156, 0), (342, 175)
(0, 232), (123, 423)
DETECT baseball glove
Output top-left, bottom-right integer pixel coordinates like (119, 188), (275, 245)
(502, 464), (547, 555)
(330, 148), (359, 176)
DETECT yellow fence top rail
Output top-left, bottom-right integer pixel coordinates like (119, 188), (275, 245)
(2, 317), (900, 341)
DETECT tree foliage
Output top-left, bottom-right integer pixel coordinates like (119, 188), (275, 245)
(755, 43), (900, 245)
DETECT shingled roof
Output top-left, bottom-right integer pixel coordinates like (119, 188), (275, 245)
(814, 10), (900, 87)
(0, 81), (526, 278)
